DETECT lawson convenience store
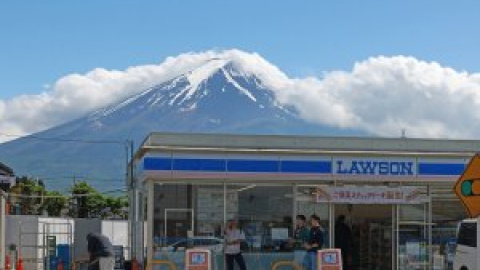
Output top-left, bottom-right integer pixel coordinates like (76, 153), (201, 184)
(131, 133), (472, 270)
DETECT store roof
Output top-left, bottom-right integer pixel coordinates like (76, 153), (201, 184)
(136, 132), (480, 158)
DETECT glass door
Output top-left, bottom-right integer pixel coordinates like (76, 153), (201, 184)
(396, 203), (429, 270)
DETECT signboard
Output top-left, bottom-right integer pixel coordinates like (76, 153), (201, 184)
(454, 154), (480, 217)
(271, 228), (289, 240)
(317, 249), (342, 270)
(316, 186), (426, 204)
(333, 158), (416, 176)
(185, 249), (211, 270)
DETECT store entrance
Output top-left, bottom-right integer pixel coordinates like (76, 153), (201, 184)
(335, 204), (393, 270)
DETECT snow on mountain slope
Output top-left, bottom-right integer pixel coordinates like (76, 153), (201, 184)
(88, 58), (292, 127)
(0, 52), (360, 191)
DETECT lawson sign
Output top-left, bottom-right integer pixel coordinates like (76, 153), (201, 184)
(334, 158), (415, 176)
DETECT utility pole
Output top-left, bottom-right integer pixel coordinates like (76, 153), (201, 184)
(0, 189), (7, 268)
(126, 139), (138, 261)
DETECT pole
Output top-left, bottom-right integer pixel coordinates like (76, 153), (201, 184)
(0, 190), (7, 269)
(126, 140), (137, 261)
(146, 180), (153, 268)
(477, 216), (480, 270)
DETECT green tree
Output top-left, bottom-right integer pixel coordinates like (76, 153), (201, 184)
(10, 176), (45, 215)
(69, 181), (128, 219)
(103, 195), (128, 219)
(42, 191), (68, 216)
(70, 181), (100, 218)
(10, 178), (128, 219)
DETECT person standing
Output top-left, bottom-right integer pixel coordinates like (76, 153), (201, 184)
(293, 215), (310, 249)
(86, 233), (115, 270)
(303, 214), (323, 270)
(335, 215), (353, 270)
(225, 220), (247, 270)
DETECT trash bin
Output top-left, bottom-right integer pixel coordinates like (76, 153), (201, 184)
(57, 244), (70, 270)
(48, 256), (58, 270)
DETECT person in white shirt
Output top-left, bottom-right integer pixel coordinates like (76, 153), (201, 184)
(224, 220), (247, 270)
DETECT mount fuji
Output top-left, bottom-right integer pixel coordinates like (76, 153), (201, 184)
(0, 53), (361, 191)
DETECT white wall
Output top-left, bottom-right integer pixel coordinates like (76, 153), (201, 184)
(73, 218), (101, 260)
(5, 216), (130, 270)
(74, 219), (130, 260)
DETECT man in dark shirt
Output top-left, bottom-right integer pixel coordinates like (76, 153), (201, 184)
(293, 215), (310, 249)
(86, 233), (115, 270)
(303, 214), (324, 270)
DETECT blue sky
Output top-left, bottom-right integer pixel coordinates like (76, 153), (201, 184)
(1, 1), (479, 100)
(2, 1), (480, 141)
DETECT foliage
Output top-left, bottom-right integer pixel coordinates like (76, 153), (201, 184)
(9, 177), (128, 219)
(70, 181), (128, 219)
(9, 176), (45, 215)
(42, 191), (68, 216)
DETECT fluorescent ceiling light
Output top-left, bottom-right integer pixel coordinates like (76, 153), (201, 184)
(237, 185), (256, 192)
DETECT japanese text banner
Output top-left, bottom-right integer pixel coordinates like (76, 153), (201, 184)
(315, 186), (427, 204)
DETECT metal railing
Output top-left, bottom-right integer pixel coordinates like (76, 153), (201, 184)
(271, 260), (302, 270)
(148, 259), (177, 270)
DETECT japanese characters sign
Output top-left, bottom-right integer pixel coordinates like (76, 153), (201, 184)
(315, 186), (426, 204)
(318, 249), (343, 270)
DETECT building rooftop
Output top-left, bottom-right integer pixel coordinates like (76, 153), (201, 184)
(0, 161), (13, 175)
(136, 132), (480, 158)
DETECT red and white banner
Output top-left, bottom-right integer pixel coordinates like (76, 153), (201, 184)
(315, 186), (427, 204)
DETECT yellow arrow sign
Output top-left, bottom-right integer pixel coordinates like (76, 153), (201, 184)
(454, 154), (480, 218)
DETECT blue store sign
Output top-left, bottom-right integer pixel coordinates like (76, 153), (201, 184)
(334, 158), (416, 176)
(140, 155), (466, 178)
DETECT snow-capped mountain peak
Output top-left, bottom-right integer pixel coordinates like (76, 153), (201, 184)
(85, 49), (296, 124)
(165, 57), (266, 107)
(186, 58), (229, 90)
(177, 58), (232, 104)
(87, 53), (293, 125)
(179, 49), (290, 90)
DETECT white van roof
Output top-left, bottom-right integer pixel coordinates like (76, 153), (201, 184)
(461, 219), (477, 223)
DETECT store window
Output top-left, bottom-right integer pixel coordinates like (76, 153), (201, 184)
(151, 183), (225, 269)
(152, 183), (225, 247)
(185, 184), (296, 270)
(227, 184), (294, 253)
(397, 202), (429, 270)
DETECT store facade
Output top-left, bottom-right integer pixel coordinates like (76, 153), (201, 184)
(132, 133), (474, 270)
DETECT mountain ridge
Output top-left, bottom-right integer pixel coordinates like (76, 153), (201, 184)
(0, 54), (362, 191)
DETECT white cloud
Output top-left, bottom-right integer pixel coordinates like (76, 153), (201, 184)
(1, 50), (480, 143)
(276, 55), (480, 139)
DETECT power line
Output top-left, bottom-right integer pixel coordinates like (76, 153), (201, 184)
(25, 176), (125, 182)
(0, 132), (129, 145)
(7, 189), (127, 198)
(1, 132), (135, 183)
